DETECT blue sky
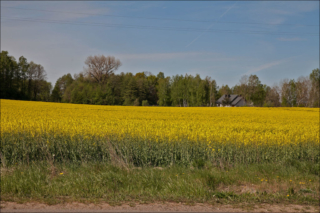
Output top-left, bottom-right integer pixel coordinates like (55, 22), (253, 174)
(1, 1), (319, 87)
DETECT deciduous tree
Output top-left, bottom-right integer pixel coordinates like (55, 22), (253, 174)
(84, 55), (121, 84)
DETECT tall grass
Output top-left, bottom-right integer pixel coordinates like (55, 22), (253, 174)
(1, 132), (318, 167)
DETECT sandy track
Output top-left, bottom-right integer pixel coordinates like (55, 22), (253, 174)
(1, 201), (319, 212)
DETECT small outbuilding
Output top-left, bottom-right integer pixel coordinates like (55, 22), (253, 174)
(216, 94), (246, 107)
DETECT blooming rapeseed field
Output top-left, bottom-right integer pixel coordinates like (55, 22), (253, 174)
(1, 99), (319, 166)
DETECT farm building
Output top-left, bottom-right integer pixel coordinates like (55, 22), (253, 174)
(216, 94), (246, 107)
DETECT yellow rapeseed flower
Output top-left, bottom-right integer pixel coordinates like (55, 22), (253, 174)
(2, 100), (319, 147)
(1, 99), (319, 165)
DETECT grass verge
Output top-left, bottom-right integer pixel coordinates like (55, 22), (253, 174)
(1, 161), (319, 206)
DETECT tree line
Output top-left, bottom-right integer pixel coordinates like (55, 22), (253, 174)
(1, 51), (319, 107)
(0, 51), (51, 101)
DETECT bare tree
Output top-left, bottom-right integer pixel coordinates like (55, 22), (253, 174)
(34, 64), (46, 81)
(84, 55), (121, 84)
(273, 83), (281, 97)
(280, 79), (297, 107)
(265, 85), (280, 107)
(296, 76), (310, 107)
(238, 75), (249, 100)
(239, 75), (249, 85)
(279, 79), (288, 105)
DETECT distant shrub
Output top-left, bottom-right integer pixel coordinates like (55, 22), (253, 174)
(133, 98), (140, 106)
(263, 102), (274, 107)
(142, 100), (149, 106)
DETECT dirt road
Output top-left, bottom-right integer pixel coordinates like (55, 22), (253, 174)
(1, 201), (318, 212)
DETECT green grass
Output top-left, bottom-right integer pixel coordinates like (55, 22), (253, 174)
(1, 161), (319, 206)
(1, 132), (319, 167)
(1, 132), (318, 205)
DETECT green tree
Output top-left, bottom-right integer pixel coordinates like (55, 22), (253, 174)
(157, 72), (165, 79)
(18, 56), (29, 99)
(222, 95), (231, 106)
(122, 74), (138, 106)
(157, 77), (171, 106)
(219, 85), (232, 96)
(250, 84), (267, 107)
(142, 100), (149, 106)
(309, 68), (320, 107)
(0, 51), (18, 99)
(0, 51), (49, 101)
(171, 75), (186, 106)
(205, 77), (218, 106)
(51, 73), (74, 102)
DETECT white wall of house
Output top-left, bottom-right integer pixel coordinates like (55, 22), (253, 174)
(219, 104), (231, 107)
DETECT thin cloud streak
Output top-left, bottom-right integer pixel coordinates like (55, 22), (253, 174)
(185, 3), (237, 48)
(244, 57), (293, 75)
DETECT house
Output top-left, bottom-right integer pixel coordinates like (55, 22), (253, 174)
(216, 94), (246, 107)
